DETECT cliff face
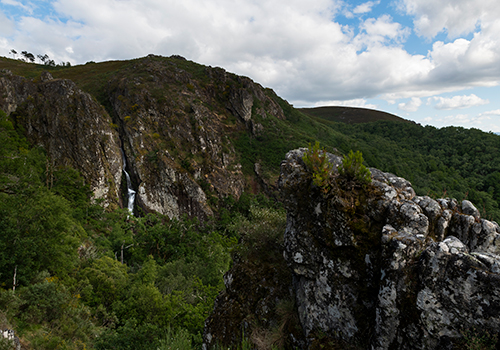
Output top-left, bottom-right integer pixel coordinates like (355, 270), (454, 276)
(0, 56), (285, 217)
(0, 70), (123, 207)
(205, 149), (500, 349)
(281, 149), (500, 349)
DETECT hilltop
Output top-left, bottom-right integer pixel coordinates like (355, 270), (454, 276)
(299, 106), (410, 124)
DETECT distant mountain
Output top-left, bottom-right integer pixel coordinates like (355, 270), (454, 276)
(299, 106), (410, 124)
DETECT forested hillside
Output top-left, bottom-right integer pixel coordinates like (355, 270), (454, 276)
(331, 121), (500, 221)
(0, 108), (281, 349)
(0, 55), (499, 349)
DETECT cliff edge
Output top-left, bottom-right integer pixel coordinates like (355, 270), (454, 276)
(205, 148), (500, 349)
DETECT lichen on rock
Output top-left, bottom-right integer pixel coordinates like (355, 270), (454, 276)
(205, 148), (495, 349)
(277, 149), (500, 349)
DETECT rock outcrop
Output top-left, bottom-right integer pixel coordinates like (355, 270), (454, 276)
(0, 69), (123, 207)
(279, 149), (500, 349)
(205, 148), (500, 349)
(103, 56), (285, 218)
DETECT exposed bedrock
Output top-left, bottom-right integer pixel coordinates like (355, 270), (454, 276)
(279, 148), (500, 349)
(205, 148), (500, 349)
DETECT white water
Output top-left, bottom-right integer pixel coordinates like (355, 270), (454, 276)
(121, 150), (136, 215)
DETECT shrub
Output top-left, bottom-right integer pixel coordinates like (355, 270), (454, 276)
(157, 326), (192, 350)
(302, 141), (333, 190)
(461, 328), (498, 350)
(338, 150), (371, 186)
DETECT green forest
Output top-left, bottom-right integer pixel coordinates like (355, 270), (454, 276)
(237, 93), (500, 222)
(0, 108), (286, 349)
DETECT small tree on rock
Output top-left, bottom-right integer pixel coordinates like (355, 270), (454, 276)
(338, 150), (371, 186)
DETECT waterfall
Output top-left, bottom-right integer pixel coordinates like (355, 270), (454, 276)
(121, 150), (136, 215)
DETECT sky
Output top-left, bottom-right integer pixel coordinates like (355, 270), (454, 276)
(1, 0), (500, 132)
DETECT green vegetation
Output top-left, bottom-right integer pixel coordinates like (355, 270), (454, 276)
(0, 108), (283, 349)
(460, 328), (498, 350)
(338, 150), (371, 186)
(239, 88), (500, 221)
(1, 54), (500, 349)
(302, 141), (333, 190)
(329, 121), (500, 221)
(299, 106), (407, 124)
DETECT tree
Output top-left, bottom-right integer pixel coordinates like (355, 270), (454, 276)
(302, 141), (333, 190)
(37, 53), (49, 64)
(9, 49), (17, 59)
(0, 190), (82, 286)
(21, 51), (35, 63)
(338, 150), (372, 186)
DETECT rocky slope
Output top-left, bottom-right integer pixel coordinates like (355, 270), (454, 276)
(205, 149), (500, 349)
(0, 69), (123, 207)
(0, 55), (286, 217)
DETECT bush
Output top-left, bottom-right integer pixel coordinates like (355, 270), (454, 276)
(338, 150), (371, 186)
(157, 326), (192, 350)
(302, 141), (333, 190)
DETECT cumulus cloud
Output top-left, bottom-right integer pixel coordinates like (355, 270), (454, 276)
(398, 97), (422, 112)
(398, 0), (500, 38)
(429, 94), (489, 110)
(358, 15), (411, 46)
(353, 1), (380, 14)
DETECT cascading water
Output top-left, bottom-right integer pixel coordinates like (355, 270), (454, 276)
(121, 150), (136, 215)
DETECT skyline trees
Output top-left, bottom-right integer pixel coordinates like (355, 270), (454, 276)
(9, 49), (70, 67)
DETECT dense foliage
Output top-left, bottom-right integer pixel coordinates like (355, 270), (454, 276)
(330, 121), (500, 221)
(338, 150), (371, 186)
(0, 109), (281, 349)
(240, 92), (500, 222)
(302, 141), (333, 189)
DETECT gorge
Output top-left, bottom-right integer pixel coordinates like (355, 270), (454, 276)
(0, 55), (499, 349)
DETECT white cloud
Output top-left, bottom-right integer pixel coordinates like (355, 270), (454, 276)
(0, 10), (14, 36)
(398, 0), (500, 39)
(429, 94), (489, 110)
(353, 1), (380, 14)
(480, 109), (500, 116)
(441, 114), (471, 123)
(431, 112), (495, 130)
(398, 97), (422, 112)
(358, 15), (410, 46)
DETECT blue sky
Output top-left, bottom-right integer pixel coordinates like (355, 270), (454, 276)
(1, 0), (500, 132)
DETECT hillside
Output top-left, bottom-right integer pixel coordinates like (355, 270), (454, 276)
(1, 55), (500, 350)
(299, 106), (410, 124)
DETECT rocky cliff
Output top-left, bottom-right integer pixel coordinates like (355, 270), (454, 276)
(0, 55), (286, 217)
(205, 148), (500, 349)
(0, 69), (123, 207)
